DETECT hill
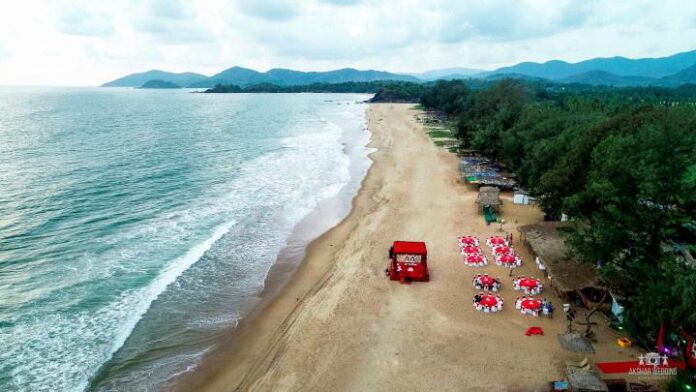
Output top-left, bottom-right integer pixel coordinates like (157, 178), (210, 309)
(489, 49), (696, 80)
(102, 70), (207, 87)
(559, 70), (656, 87)
(189, 67), (419, 88)
(412, 67), (486, 81)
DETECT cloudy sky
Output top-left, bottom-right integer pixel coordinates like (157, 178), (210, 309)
(1, 0), (695, 85)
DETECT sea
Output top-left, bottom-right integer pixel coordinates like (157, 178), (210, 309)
(0, 87), (372, 391)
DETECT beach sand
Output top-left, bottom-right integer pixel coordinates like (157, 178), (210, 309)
(180, 103), (635, 392)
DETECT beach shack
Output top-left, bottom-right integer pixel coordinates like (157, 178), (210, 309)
(519, 222), (607, 308)
(476, 186), (501, 224)
(513, 190), (530, 205)
(386, 241), (430, 282)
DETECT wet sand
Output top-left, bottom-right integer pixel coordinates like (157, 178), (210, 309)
(180, 103), (635, 392)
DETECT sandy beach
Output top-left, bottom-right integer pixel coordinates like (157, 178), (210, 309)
(180, 103), (630, 392)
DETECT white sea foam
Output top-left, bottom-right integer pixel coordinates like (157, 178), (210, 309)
(0, 93), (369, 392)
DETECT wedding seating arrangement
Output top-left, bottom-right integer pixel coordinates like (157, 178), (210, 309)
(458, 236), (486, 266)
(515, 296), (554, 317)
(464, 253), (488, 267)
(486, 236), (508, 248)
(495, 252), (522, 268)
(473, 292), (504, 313)
(513, 276), (543, 295)
(472, 274), (501, 292)
(457, 236), (479, 247)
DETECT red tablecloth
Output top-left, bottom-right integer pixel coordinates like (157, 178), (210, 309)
(479, 275), (494, 286)
(489, 237), (506, 246)
(478, 295), (498, 307)
(521, 299), (541, 310)
(459, 236), (477, 245)
(519, 278), (539, 289)
(467, 254), (484, 263)
(494, 246), (512, 255)
(462, 245), (480, 254)
(499, 254), (516, 264)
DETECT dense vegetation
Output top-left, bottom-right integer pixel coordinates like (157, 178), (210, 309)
(204, 80), (425, 101)
(420, 80), (696, 341)
(139, 79), (181, 89)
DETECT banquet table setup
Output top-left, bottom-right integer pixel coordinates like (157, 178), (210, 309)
(486, 236), (508, 248)
(495, 253), (522, 269)
(473, 292), (504, 313)
(472, 274), (501, 292)
(513, 276), (543, 295)
(457, 235), (479, 247)
(464, 253), (488, 267)
(515, 296), (554, 317)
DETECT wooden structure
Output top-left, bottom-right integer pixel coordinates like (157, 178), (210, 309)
(386, 241), (430, 282)
(565, 365), (609, 392)
(518, 222), (606, 306)
(476, 186), (502, 210)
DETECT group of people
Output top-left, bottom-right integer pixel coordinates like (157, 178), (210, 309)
(472, 274), (501, 292)
(472, 292), (504, 313)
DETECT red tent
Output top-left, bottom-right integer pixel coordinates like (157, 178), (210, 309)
(387, 241), (429, 282)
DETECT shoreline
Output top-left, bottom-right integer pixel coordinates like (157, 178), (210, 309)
(176, 103), (633, 392)
(171, 102), (375, 390)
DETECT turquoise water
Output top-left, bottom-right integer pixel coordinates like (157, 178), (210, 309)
(0, 88), (370, 391)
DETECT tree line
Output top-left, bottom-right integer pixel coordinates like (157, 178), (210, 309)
(421, 79), (696, 342)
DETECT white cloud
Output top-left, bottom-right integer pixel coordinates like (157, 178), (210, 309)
(0, 0), (694, 85)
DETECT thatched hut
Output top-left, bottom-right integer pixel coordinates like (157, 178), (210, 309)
(476, 186), (501, 210)
(565, 366), (609, 392)
(518, 222), (606, 306)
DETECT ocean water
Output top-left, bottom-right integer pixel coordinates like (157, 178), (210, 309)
(0, 88), (371, 391)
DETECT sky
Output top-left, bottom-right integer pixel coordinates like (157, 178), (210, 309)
(1, 0), (696, 86)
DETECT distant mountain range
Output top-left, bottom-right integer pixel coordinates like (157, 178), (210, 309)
(103, 49), (696, 88)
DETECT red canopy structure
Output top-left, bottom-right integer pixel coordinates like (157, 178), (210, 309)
(461, 245), (481, 255)
(386, 241), (429, 282)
